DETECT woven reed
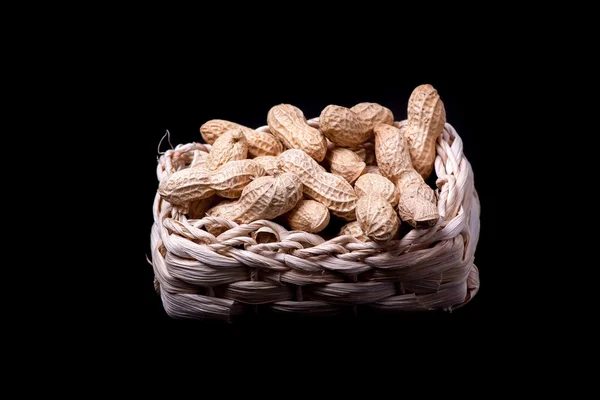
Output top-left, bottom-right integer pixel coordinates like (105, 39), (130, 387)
(150, 120), (480, 321)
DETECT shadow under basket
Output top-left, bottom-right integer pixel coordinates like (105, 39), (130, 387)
(150, 122), (480, 322)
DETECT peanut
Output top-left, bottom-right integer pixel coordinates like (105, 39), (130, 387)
(356, 195), (399, 243)
(323, 147), (366, 184)
(278, 149), (357, 213)
(158, 168), (215, 205)
(374, 123), (409, 183)
(205, 199), (241, 236)
(354, 173), (399, 206)
(319, 103), (394, 147)
(339, 220), (370, 242)
(350, 102), (394, 127)
(365, 165), (382, 175)
(405, 84), (446, 179)
(190, 150), (208, 168)
(393, 119), (407, 130)
(267, 104), (327, 161)
(205, 129), (248, 171)
(209, 159), (266, 199)
(374, 124), (439, 228)
(252, 156), (280, 173)
(206, 199), (240, 220)
(200, 119), (283, 157)
(158, 159), (265, 205)
(235, 171), (303, 224)
(285, 199), (330, 233)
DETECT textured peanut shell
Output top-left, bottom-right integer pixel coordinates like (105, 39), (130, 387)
(374, 124), (439, 228)
(405, 84), (446, 179)
(252, 156), (280, 173)
(267, 104), (327, 162)
(200, 119), (238, 144)
(206, 199), (240, 219)
(278, 149), (357, 213)
(356, 195), (399, 243)
(205, 199), (241, 236)
(319, 105), (370, 147)
(339, 220), (370, 242)
(245, 129), (284, 158)
(158, 168), (216, 205)
(205, 129), (248, 171)
(396, 171), (438, 229)
(354, 173), (399, 206)
(200, 119), (283, 157)
(365, 165), (382, 175)
(285, 199), (330, 233)
(190, 150), (208, 168)
(319, 103), (394, 147)
(235, 172), (303, 224)
(374, 124), (413, 182)
(350, 102), (394, 127)
(324, 147), (366, 184)
(208, 159), (265, 198)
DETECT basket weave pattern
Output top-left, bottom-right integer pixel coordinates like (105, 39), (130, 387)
(151, 121), (480, 321)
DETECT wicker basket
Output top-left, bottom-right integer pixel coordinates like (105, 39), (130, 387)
(150, 120), (480, 321)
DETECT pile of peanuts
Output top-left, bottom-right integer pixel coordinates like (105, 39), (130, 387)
(158, 84), (446, 243)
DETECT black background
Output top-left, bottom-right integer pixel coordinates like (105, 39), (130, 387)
(122, 58), (500, 336)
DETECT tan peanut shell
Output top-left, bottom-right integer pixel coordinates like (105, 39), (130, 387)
(278, 149), (357, 213)
(190, 150), (208, 168)
(235, 172), (303, 224)
(205, 199), (241, 236)
(350, 102), (394, 127)
(285, 199), (330, 233)
(365, 165), (382, 175)
(206, 199), (240, 220)
(158, 159), (265, 205)
(319, 103), (394, 147)
(354, 173), (399, 206)
(405, 84), (446, 179)
(374, 124), (411, 182)
(267, 104), (327, 161)
(205, 129), (248, 171)
(374, 124), (439, 228)
(396, 171), (439, 229)
(245, 129), (284, 158)
(393, 119), (408, 130)
(200, 119), (237, 144)
(356, 195), (399, 243)
(200, 119), (283, 157)
(319, 105), (370, 147)
(158, 168), (216, 205)
(252, 156), (280, 173)
(324, 147), (366, 184)
(209, 159), (265, 199)
(339, 220), (370, 242)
